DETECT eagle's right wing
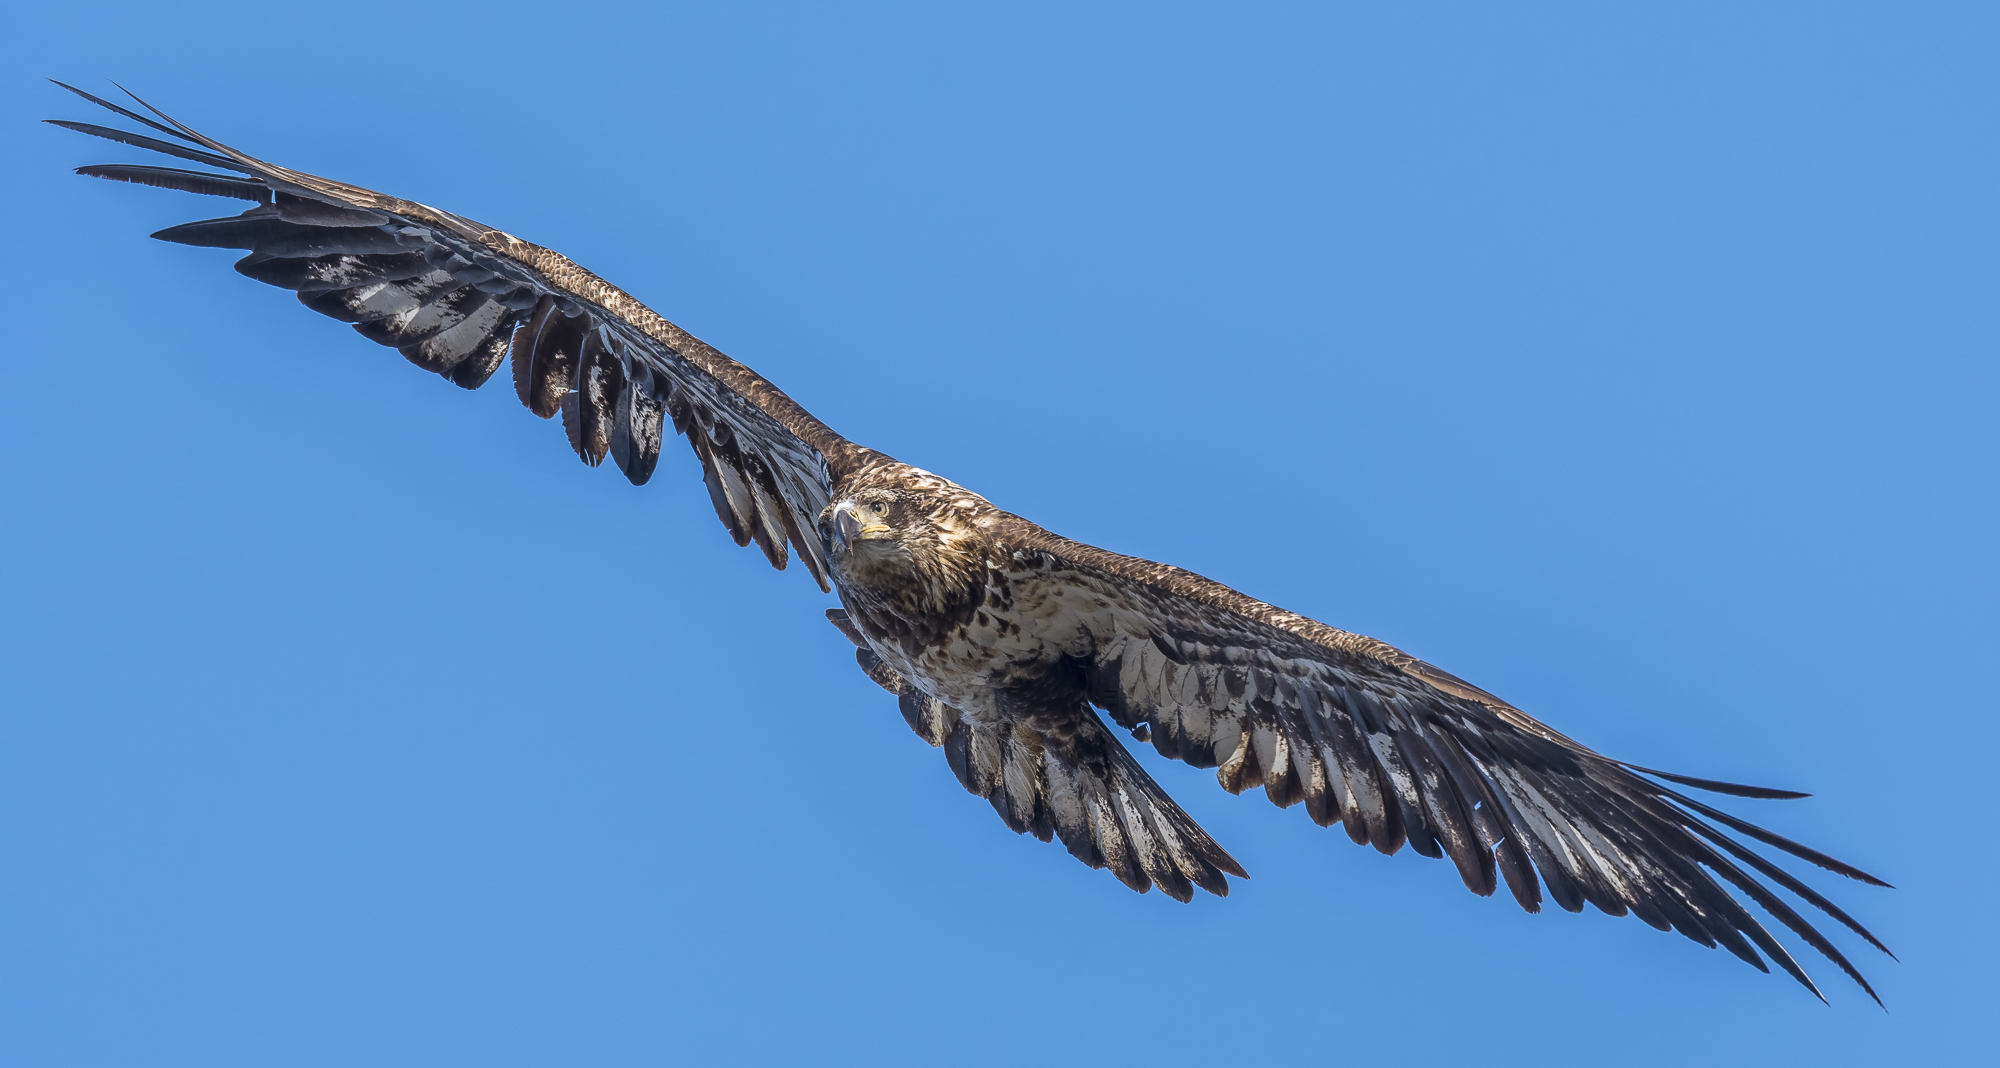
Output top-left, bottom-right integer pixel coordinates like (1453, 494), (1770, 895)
(52, 82), (865, 589)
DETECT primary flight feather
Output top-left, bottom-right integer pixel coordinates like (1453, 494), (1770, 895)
(50, 82), (1892, 1002)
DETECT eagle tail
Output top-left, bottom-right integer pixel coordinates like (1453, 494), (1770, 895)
(830, 609), (1245, 901)
(1068, 715), (1249, 900)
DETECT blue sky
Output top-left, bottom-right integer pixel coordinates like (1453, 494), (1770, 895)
(3, 3), (1994, 1065)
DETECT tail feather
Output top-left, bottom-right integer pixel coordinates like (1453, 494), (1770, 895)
(827, 610), (1242, 900)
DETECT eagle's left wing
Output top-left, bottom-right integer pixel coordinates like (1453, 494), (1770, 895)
(49, 82), (863, 587)
(1002, 525), (1893, 1002)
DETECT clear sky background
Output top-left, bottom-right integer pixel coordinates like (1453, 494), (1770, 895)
(3, 3), (1994, 1065)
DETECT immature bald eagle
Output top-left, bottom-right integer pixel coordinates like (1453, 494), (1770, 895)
(51, 83), (1891, 1001)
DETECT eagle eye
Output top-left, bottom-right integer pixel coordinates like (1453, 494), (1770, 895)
(871, 501), (887, 515)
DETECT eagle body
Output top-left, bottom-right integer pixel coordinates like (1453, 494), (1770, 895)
(816, 463), (1253, 896)
(51, 83), (1892, 1002)
(827, 466), (1100, 725)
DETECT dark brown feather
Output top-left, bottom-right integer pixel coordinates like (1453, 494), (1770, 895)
(398, 297), (509, 375)
(274, 191), (389, 228)
(235, 251), (429, 294)
(686, 425), (749, 546)
(353, 283), (488, 346)
(47, 119), (253, 172)
(445, 325), (513, 390)
(153, 211), (302, 249)
(509, 296), (557, 414)
(565, 327), (622, 466)
(76, 163), (267, 202)
(525, 306), (587, 420)
(609, 361), (666, 485)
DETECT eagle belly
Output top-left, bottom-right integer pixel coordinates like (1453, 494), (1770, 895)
(839, 553), (1125, 734)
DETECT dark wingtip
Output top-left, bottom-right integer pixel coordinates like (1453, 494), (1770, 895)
(45, 118), (253, 173)
(1623, 763), (1811, 800)
(1669, 787), (1897, 888)
(112, 81), (186, 133)
(74, 163), (269, 203)
(48, 78), (202, 145)
(1770, 943), (1828, 1004)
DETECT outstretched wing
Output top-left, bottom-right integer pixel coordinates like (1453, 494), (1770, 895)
(50, 82), (867, 588)
(997, 526), (1893, 1002)
(825, 609), (1246, 902)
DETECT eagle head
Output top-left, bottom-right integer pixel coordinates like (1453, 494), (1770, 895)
(821, 490), (984, 611)
(823, 490), (929, 566)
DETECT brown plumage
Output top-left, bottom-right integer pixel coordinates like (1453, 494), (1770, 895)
(51, 81), (1892, 1003)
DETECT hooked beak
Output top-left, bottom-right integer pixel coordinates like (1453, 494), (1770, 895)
(831, 500), (890, 552)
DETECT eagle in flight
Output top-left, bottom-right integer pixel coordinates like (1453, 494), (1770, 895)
(50, 82), (1892, 1002)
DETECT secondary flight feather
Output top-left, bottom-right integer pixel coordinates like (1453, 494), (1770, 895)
(49, 82), (1893, 1002)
